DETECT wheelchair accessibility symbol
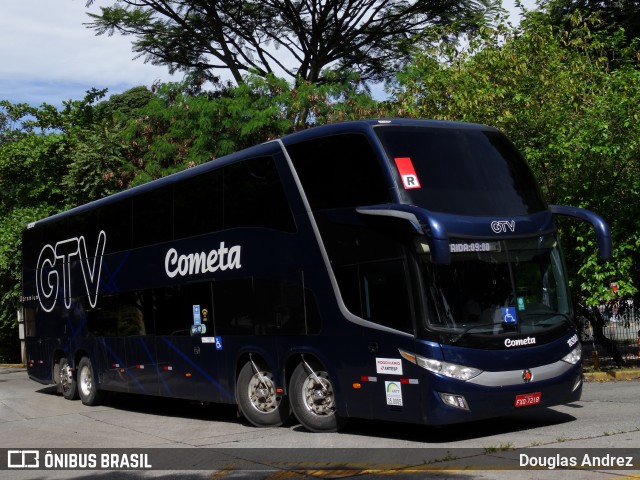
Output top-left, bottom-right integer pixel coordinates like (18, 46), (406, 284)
(502, 307), (517, 325)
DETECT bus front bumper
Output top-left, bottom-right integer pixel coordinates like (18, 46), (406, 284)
(421, 361), (582, 426)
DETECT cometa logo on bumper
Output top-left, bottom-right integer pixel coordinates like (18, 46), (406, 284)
(505, 337), (537, 348)
(165, 242), (242, 278)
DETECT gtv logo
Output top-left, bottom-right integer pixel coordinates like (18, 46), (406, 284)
(490, 220), (516, 234)
(36, 231), (106, 312)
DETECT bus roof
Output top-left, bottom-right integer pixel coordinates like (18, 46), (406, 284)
(279, 118), (496, 146)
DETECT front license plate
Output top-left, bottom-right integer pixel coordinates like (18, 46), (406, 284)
(514, 392), (542, 408)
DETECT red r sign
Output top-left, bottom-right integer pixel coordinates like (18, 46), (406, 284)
(394, 157), (421, 190)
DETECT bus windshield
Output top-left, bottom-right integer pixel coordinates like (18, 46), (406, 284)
(418, 234), (571, 343)
(375, 125), (546, 216)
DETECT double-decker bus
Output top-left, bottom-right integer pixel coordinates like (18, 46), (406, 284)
(22, 119), (610, 432)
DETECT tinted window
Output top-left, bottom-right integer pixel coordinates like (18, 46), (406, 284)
(98, 199), (132, 253)
(254, 277), (307, 335)
(314, 214), (405, 267)
(375, 126), (546, 215)
(22, 227), (44, 269)
(154, 283), (213, 336)
(213, 275), (315, 335)
(213, 278), (256, 335)
(287, 133), (390, 210)
(336, 260), (413, 333)
(224, 156), (295, 231)
(132, 186), (173, 247)
(87, 291), (153, 336)
(174, 169), (223, 238)
(68, 200), (132, 254)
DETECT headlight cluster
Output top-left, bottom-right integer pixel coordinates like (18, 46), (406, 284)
(561, 344), (582, 365)
(399, 349), (482, 381)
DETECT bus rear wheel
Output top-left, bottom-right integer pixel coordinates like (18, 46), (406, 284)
(59, 357), (78, 400)
(77, 357), (105, 406)
(290, 360), (346, 432)
(237, 360), (290, 427)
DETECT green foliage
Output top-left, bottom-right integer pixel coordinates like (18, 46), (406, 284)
(119, 74), (391, 186)
(0, 133), (70, 212)
(93, 86), (155, 121)
(548, 0), (640, 53)
(0, 205), (52, 362)
(63, 125), (129, 206)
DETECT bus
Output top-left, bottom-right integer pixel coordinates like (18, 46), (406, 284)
(22, 119), (611, 432)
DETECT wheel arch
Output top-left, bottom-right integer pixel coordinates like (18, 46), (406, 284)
(283, 349), (347, 414)
(233, 347), (281, 401)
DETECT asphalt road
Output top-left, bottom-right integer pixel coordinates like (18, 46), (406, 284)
(1, 365), (640, 479)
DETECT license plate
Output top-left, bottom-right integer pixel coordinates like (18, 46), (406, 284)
(514, 392), (542, 408)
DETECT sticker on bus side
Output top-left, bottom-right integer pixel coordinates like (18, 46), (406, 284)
(385, 381), (403, 406)
(376, 358), (403, 375)
(394, 157), (421, 190)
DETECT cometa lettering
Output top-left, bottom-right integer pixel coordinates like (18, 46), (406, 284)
(165, 242), (242, 278)
(504, 337), (536, 348)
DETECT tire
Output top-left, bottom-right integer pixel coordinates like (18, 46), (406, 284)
(237, 360), (290, 427)
(59, 357), (78, 400)
(53, 360), (62, 395)
(77, 357), (105, 406)
(290, 360), (346, 432)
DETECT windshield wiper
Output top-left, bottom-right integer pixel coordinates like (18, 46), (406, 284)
(520, 312), (572, 327)
(450, 323), (501, 344)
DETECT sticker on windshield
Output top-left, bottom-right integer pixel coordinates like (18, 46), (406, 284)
(502, 307), (517, 325)
(394, 157), (421, 190)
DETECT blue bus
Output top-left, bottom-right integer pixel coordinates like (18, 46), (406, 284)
(22, 119), (611, 432)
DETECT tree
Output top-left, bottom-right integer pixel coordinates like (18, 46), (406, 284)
(0, 131), (71, 362)
(84, 0), (498, 86)
(64, 86), (156, 205)
(116, 73), (392, 186)
(548, 0), (640, 48)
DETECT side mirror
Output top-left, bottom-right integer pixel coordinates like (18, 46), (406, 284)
(549, 205), (612, 260)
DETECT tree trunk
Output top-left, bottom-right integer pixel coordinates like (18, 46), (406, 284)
(575, 302), (626, 367)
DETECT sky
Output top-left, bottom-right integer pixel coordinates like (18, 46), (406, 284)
(0, 0), (538, 109)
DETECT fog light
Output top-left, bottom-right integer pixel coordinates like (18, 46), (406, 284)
(439, 392), (469, 410)
(573, 375), (582, 392)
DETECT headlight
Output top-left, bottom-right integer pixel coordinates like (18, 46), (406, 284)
(561, 344), (582, 365)
(399, 349), (482, 381)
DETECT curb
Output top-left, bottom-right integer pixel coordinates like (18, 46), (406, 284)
(583, 369), (640, 382)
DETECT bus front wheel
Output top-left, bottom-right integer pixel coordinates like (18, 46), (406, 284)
(290, 361), (346, 432)
(237, 360), (290, 427)
(77, 357), (105, 406)
(59, 357), (78, 400)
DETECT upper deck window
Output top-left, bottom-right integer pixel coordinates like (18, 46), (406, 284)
(375, 126), (546, 216)
(286, 133), (390, 211)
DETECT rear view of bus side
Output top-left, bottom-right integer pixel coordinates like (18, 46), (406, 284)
(22, 119), (611, 432)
